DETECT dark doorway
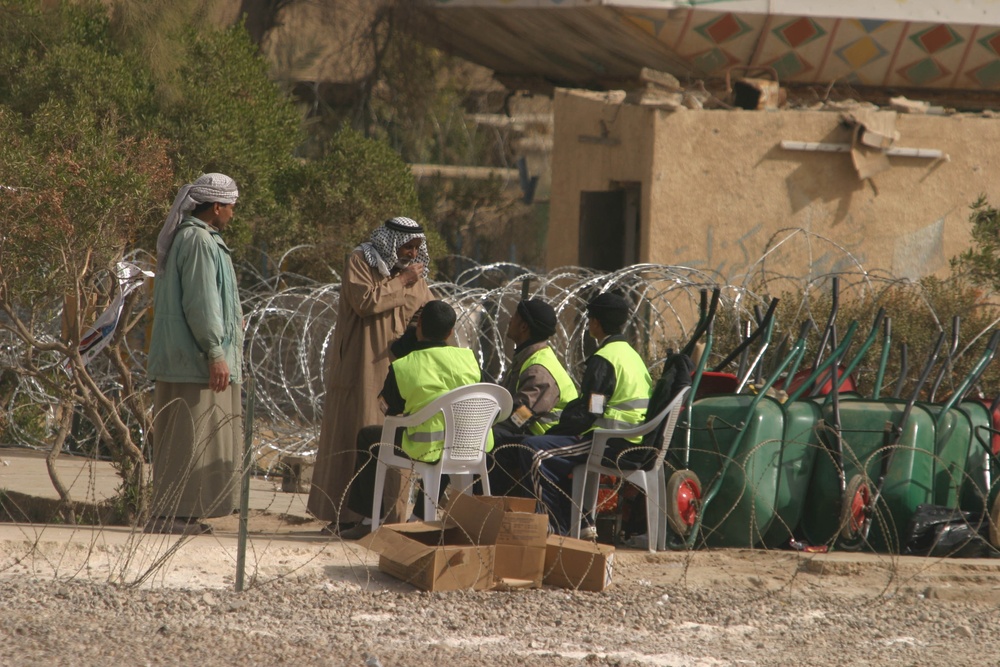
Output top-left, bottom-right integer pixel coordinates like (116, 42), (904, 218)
(578, 183), (640, 271)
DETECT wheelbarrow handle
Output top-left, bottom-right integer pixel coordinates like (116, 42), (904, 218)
(820, 307), (886, 408)
(872, 316), (892, 400)
(798, 318), (817, 340)
(892, 341), (909, 399)
(713, 297), (779, 373)
(782, 319), (816, 386)
(930, 315), (962, 402)
(682, 287), (721, 358)
(812, 276), (840, 376)
(787, 320), (859, 404)
(736, 300), (781, 393)
(941, 328), (1000, 413)
(896, 331), (947, 437)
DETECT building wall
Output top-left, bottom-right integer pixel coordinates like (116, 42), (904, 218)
(548, 88), (1000, 282)
(548, 90), (659, 268)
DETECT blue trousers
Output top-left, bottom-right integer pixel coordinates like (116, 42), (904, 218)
(517, 435), (594, 535)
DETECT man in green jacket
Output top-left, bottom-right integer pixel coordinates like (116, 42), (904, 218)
(146, 173), (243, 535)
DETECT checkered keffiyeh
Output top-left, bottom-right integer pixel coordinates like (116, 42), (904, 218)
(156, 173), (239, 267)
(357, 216), (430, 278)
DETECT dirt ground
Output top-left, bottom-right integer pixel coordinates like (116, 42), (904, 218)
(0, 511), (999, 666)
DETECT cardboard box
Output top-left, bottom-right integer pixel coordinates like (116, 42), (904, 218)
(360, 493), (548, 591)
(544, 535), (615, 592)
(474, 496), (549, 588)
(365, 522), (497, 591)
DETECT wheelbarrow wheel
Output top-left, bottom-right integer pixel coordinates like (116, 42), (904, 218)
(838, 474), (872, 550)
(666, 470), (702, 538)
(989, 495), (1000, 549)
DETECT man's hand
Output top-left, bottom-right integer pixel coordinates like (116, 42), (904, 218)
(209, 359), (231, 393)
(398, 262), (424, 287)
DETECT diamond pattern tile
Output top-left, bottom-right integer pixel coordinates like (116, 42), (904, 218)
(855, 19), (888, 34)
(769, 51), (813, 79)
(978, 31), (1000, 57)
(621, 13), (667, 38)
(695, 13), (752, 45)
(622, 7), (1000, 91)
(692, 47), (738, 74)
(969, 59), (1000, 87)
(910, 24), (962, 54)
(773, 17), (826, 48)
(898, 57), (950, 85)
(835, 36), (888, 69)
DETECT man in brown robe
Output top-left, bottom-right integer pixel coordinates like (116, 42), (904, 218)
(307, 217), (433, 534)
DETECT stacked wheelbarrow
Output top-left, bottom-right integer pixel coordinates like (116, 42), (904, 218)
(661, 279), (850, 549)
(662, 282), (1000, 554)
(801, 321), (1000, 552)
(665, 300), (877, 549)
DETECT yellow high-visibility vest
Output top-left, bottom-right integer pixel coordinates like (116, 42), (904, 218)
(393, 346), (486, 462)
(519, 345), (579, 435)
(585, 340), (652, 443)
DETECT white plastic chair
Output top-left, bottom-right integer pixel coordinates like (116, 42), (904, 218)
(569, 386), (690, 552)
(371, 383), (513, 530)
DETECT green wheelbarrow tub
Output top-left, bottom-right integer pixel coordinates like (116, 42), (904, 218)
(682, 395), (817, 548)
(958, 401), (994, 514)
(801, 399), (937, 552)
(919, 403), (974, 510)
(757, 398), (823, 548)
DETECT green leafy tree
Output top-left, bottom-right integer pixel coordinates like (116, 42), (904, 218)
(0, 0), (301, 520)
(247, 0), (531, 269)
(273, 125), (445, 281)
(0, 0), (434, 523)
(951, 195), (1000, 292)
(0, 100), (174, 522)
(152, 22), (304, 259)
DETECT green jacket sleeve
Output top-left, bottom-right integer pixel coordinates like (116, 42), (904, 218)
(178, 230), (226, 362)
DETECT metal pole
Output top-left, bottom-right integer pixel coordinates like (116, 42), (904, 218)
(235, 376), (255, 592)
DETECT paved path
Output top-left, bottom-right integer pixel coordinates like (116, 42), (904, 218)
(0, 446), (311, 520)
(0, 447), (384, 590)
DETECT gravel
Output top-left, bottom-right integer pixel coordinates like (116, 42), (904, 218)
(2, 537), (999, 666)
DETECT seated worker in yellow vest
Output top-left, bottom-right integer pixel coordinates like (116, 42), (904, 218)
(490, 299), (578, 497)
(342, 300), (486, 539)
(517, 292), (652, 537)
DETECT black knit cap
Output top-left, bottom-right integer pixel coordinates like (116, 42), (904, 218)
(586, 292), (630, 331)
(516, 299), (557, 339)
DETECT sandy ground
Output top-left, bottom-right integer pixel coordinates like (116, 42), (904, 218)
(2, 449), (1000, 665)
(1, 513), (1000, 666)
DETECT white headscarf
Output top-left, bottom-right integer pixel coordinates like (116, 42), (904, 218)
(155, 173), (239, 267)
(356, 216), (430, 278)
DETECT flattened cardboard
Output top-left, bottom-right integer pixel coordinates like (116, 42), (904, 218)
(544, 535), (615, 592)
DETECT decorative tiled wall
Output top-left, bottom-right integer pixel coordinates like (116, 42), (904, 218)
(429, 1), (1000, 90)
(622, 8), (1000, 89)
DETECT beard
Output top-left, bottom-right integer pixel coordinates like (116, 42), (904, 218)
(394, 258), (413, 269)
